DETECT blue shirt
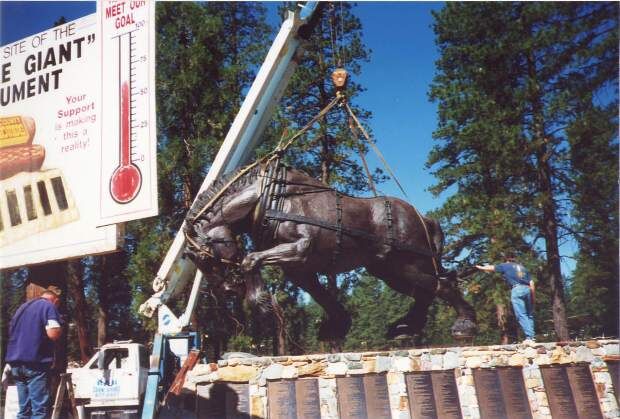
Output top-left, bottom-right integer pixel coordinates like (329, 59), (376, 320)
(495, 262), (531, 288)
(5, 298), (61, 365)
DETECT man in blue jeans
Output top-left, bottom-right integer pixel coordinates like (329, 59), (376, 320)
(6, 287), (63, 419)
(476, 253), (536, 344)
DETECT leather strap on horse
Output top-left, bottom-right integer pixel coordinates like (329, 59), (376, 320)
(264, 209), (436, 258)
(384, 200), (394, 247)
(252, 159), (291, 251)
(184, 233), (240, 267)
(331, 191), (344, 266)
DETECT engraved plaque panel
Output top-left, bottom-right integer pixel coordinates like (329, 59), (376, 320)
(337, 374), (391, 419)
(295, 379), (321, 419)
(566, 364), (603, 419)
(268, 380), (297, 419)
(432, 370), (462, 419)
(405, 370), (462, 419)
(473, 368), (532, 419)
(337, 376), (367, 419)
(363, 374), (391, 418)
(608, 360), (620, 405)
(541, 364), (603, 419)
(196, 382), (250, 419)
(541, 365), (578, 418)
(406, 372), (438, 418)
(267, 379), (321, 419)
(473, 369), (506, 418)
(497, 368), (532, 419)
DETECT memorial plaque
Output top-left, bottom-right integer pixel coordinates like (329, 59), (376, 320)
(541, 364), (603, 419)
(405, 370), (462, 419)
(363, 374), (391, 418)
(432, 370), (462, 419)
(295, 379), (321, 419)
(267, 379), (320, 419)
(608, 360), (620, 405)
(268, 380), (297, 419)
(497, 367), (532, 419)
(196, 382), (250, 419)
(566, 364), (603, 419)
(337, 374), (391, 419)
(473, 368), (532, 419)
(406, 372), (437, 418)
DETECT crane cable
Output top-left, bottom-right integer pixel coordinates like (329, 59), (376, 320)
(343, 96), (441, 277)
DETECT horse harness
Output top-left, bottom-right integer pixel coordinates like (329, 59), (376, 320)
(251, 162), (439, 263)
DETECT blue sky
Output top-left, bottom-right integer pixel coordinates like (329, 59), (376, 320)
(0, 2), (577, 274)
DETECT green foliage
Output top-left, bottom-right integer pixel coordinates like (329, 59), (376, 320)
(428, 3), (618, 340)
(227, 334), (254, 353)
(567, 105), (619, 337)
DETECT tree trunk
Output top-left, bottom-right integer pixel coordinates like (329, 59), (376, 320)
(272, 296), (287, 355)
(95, 256), (110, 347)
(97, 306), (108, 347)
(496, 303), (510, 344)
(527, 52), (569, 341)
(66, 260), (91, 363)
(538, 157), (569, 340)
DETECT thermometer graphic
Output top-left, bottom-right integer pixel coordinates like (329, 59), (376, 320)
(109, 31), (142, 204)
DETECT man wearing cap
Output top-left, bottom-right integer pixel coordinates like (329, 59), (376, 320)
(476, 253), (536, 344)
(5, 287), (63, 419)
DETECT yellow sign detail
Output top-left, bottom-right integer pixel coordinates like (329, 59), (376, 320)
(0, 116), (29, 148)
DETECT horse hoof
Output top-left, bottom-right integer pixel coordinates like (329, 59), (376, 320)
(451, 317), (477, 339)
(387, 323), (413, 340)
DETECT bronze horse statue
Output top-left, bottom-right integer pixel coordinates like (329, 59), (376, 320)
(184, 161), (476, 341)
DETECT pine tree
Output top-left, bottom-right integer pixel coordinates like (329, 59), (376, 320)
(428, 2), (618, 341)
(567, 104), (618, 337)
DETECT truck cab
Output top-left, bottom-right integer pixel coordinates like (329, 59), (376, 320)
(70, 341), (149, 418)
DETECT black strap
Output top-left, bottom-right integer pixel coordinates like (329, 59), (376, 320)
(264, 209), (436, 258)
(331, 192), (343, 266)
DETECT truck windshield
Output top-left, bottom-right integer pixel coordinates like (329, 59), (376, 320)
(90, 348), (130, 370)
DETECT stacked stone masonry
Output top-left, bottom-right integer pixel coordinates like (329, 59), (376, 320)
(184, 339), (619, 418)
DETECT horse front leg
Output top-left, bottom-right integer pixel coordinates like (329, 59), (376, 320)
(241, 237), (312, 272)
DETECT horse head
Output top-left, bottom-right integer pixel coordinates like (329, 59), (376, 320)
(185, 222), (241, 272)
(185, 223), (272, 313)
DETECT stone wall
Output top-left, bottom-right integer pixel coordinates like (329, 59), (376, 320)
(184, 339), (620, 418)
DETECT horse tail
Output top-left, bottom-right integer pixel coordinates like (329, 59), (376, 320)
(425, 217), (454, 279)
(425, 217), (444, 259)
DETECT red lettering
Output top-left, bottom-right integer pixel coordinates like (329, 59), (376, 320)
(105, 3), (125, 19)
(115, 13), (135, 29)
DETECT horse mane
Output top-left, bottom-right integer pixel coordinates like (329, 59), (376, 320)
(186, 163), (263, 221)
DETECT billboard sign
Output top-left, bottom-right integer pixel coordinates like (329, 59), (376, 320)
(98, 0), (157, 224)
(0, 8), (155, 269)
